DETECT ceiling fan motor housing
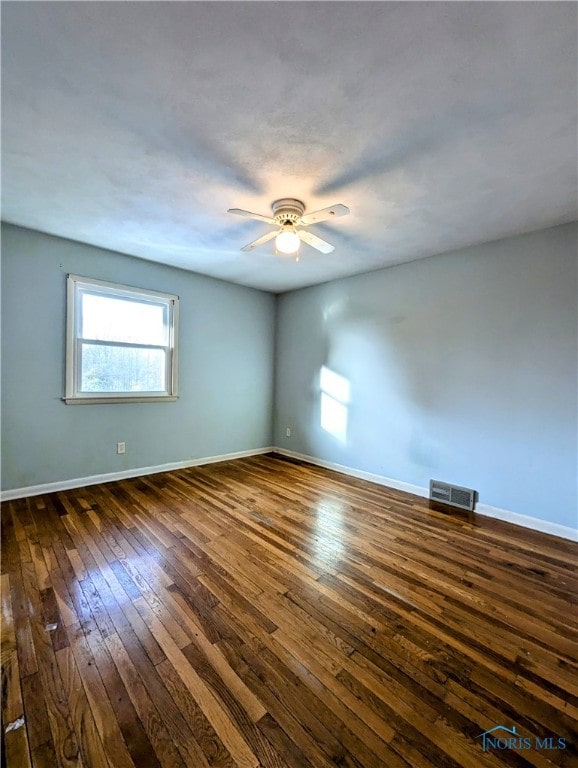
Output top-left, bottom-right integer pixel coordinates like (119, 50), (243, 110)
(272, 198), (305, 225)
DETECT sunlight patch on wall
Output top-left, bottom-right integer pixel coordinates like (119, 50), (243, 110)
(320, 365), (350, 443)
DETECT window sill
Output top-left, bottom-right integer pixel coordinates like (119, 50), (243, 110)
(63, 396), (178, 405)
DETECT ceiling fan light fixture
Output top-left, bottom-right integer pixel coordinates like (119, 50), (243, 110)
(275, 224), (300, 255)
(228, 199), (349, 254)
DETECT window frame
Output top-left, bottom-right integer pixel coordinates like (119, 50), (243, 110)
(65, 274), (179, 404)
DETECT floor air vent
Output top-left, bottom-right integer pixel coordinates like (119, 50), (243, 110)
(429, 480), (476, 511)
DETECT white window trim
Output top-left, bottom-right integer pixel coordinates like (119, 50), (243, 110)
(64, 274), (179, 404)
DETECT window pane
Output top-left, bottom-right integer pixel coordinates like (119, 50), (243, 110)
(81, 293), (168, 345)
(80, 344), (166, 393)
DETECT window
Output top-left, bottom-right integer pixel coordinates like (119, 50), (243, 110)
(65, 275), (179, 404)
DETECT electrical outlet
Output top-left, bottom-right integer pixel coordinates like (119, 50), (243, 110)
(286, 428), (291, 437)
(117, 442), (126, 454)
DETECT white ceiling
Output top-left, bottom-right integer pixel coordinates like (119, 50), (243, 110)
(2, 2), (577, 293)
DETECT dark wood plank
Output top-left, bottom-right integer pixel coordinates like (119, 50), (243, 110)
(1, 573), (33, 768)
(5, 454), (577, 767)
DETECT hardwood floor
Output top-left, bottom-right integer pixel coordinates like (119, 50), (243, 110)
(1, 453), (577, 767)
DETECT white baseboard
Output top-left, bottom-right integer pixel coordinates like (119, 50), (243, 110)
(0, 447), (275, 501)
(473, 503), (577, 542)
(275, 447), (428, 498)
(273, 448), (578, 543)
(3, 445), (576, 543)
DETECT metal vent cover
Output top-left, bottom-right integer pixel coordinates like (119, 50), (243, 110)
(429, 480), (476, 511)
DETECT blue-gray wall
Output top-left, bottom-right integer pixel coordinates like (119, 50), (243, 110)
(274, 223), (578, 529)
(3, 222), (577, 531)
(1, 224), (275, 490)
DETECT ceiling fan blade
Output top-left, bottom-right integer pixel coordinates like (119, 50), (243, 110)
(228, 208), (276, 225)
(299, 203), (349, 226)
(240, 229), (278, 252)
(298, 229), (335, 254)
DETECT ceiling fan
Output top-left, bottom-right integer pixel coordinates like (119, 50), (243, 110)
(228, 198), (349, 256)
